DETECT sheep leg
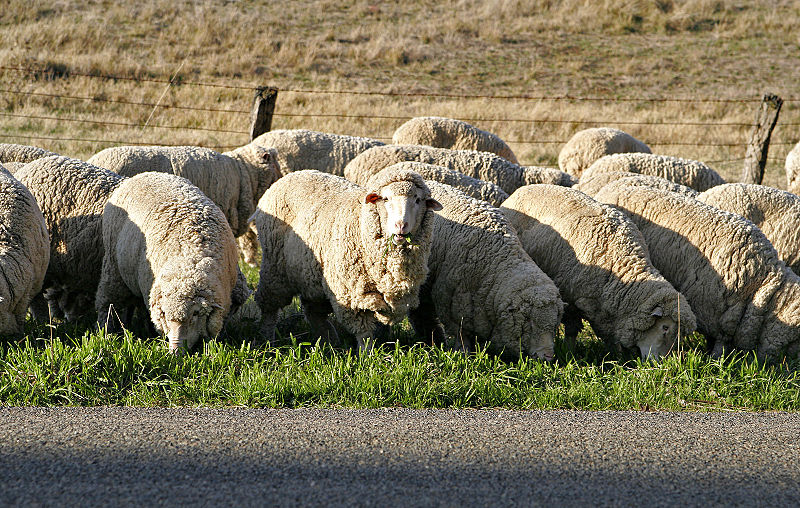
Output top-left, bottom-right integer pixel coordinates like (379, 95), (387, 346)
(28, 293), (51, 323)
(302, 299), (340, 345)
(95, 258), (137, 334)
(236, 227), (260, 267)
(408, 305), (445, 347)
(562, 310), (583, 353)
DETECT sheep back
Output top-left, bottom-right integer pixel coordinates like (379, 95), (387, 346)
(379, 161), (509, 206)
(558, 128), (651, 178)
(575, 171), (699, 198)
(392, 116), (519, 164)
(251, 129), (385, 177)
(698, 183), (800, 274)
(500, 184), (695, 354)
(583, 153), (725, 191)
(0, 143), (58, 164)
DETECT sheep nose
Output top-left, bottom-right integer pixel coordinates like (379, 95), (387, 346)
(396, 220), (408, 234)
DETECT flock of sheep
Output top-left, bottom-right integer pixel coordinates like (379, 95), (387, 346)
(2, 116), (800, 363)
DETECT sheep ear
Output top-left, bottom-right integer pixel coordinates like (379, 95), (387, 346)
(426, 198), (443, 211)
(259, 148), (273, 164)
(365, 193), (382, 204)
(652, 306), (663, 317)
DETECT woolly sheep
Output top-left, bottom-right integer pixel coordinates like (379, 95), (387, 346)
(251, 129), (385, 177)
(786, 141), (800, 194)
(392, 116), (519, 164)
(500, 184), (696, 359)
(582, 153), (725, 192)
(15, 156), (125, 322)
(376, 161), (509, 206)
(0, 166), (50, 335)
(697, 183), (800, 274)
(574, 171), (699, 198)
(595, 184), (800, 361)
(97, 172), (244, 353)
(87, 144), (280, 238)
(0, 143), (58, 164)
(2, 162), (28, 175)
(344, 144), (574, 194)
(252, 168), (441, 352)
(558, 128), (651, 178)
(403, 180), (563, 360)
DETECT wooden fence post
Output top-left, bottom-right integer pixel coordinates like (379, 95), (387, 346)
(742, 93), (783, 184)
(249, 86), (278, 141)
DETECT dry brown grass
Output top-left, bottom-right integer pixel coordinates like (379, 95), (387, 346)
(1, 0), (799, 187)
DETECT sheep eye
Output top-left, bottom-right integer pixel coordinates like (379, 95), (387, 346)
(662, 324), (670, 332)
(415, 198), (421, 204)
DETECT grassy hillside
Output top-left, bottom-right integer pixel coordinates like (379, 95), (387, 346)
(1, 0), (799, 186)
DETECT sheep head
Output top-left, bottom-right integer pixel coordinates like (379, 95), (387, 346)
(149, 257), (230, 354)
(494, 276), (563, 361)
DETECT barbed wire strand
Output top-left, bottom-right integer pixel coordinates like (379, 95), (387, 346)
(0, 111), (248, 135)
(0, 132), (237, 150)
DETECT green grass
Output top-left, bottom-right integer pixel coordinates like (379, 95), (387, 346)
(1, 316), (799, 410)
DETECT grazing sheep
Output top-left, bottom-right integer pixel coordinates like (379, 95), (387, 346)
(0, 143), (58, 164)
(595, 184), (800, 361)
(87, 144), (280, 238)
(251, 129), (385, 177)
(500, 184), (696, 359)
(575, 171), (699, 198)
(786, 141), (800, 194)
(252, 168), (441, 352)
(405, 180), (563, 360)
(15, 156), (125, 322)
(582, 153), (725, 192)
(344, 144), (574, 194)
(698, 183), (800, 274)
(558, 128), (651, 178)
(392, 116), (519, 164)
(0, 166), (50, 335)
(377, 161), (509, 206)
(97, 172), (243, 353)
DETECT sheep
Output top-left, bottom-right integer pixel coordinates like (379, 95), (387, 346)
(594, 184), (800, 361)
(251, 129), (385, 177)
(697, 183), (800, 274)
(401, 180), (563, 360)
(252, 167), (441, 352)
(87, 144), (280, 238)
(786, 141), (800, 194)
(500, 184), (696, 359)
(14, 156), (125, 322)
(574, 171), (699, 198)
(2, 162), (28, 175)
(0, 166), (50, 335)
(343, 144), (575, 194)
(558, 127), (651, 178)
(582, 153), (725, 192)
(0, 143), (58, 164)
(391, 116), (519, 164)
(375, 161), (509, 206)
(97, 172), (243, 353)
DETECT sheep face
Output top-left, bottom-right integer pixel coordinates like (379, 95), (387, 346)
(365, 181), (442, 246)
(637, 315), (679, 360)
(496, 295), (559, 361)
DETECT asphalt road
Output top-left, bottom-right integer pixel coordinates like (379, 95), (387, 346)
(1, 408), (799, 507)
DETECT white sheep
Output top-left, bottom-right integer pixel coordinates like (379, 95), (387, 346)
(595, 184), (800, 361)
(558, 127), (651, 178)
(574, 171), (699, 198)
(500, 184), (696, 359)
(392, 116), (519, 164)
(403, 180), (563, 360)
(582, 153), (725, 192)
(97, 172), (244, 353)
(785, 141), (800, 194)
(0, 143), (58, 164)
(373, 161), (509, 206)
(252, 167), (441, 352)
(0, 166), (50, 335)
(15, 156), (125, 322)
(251, 129), (385, 177)
(87, 144), (280, 238)
(697, 183), (800, 274)
(344, 144), (575, 194)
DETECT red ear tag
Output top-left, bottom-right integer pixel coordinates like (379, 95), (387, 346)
(365, 193), (382, 204)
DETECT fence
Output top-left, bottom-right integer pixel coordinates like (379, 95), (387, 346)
(1, 64), (798, 183)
